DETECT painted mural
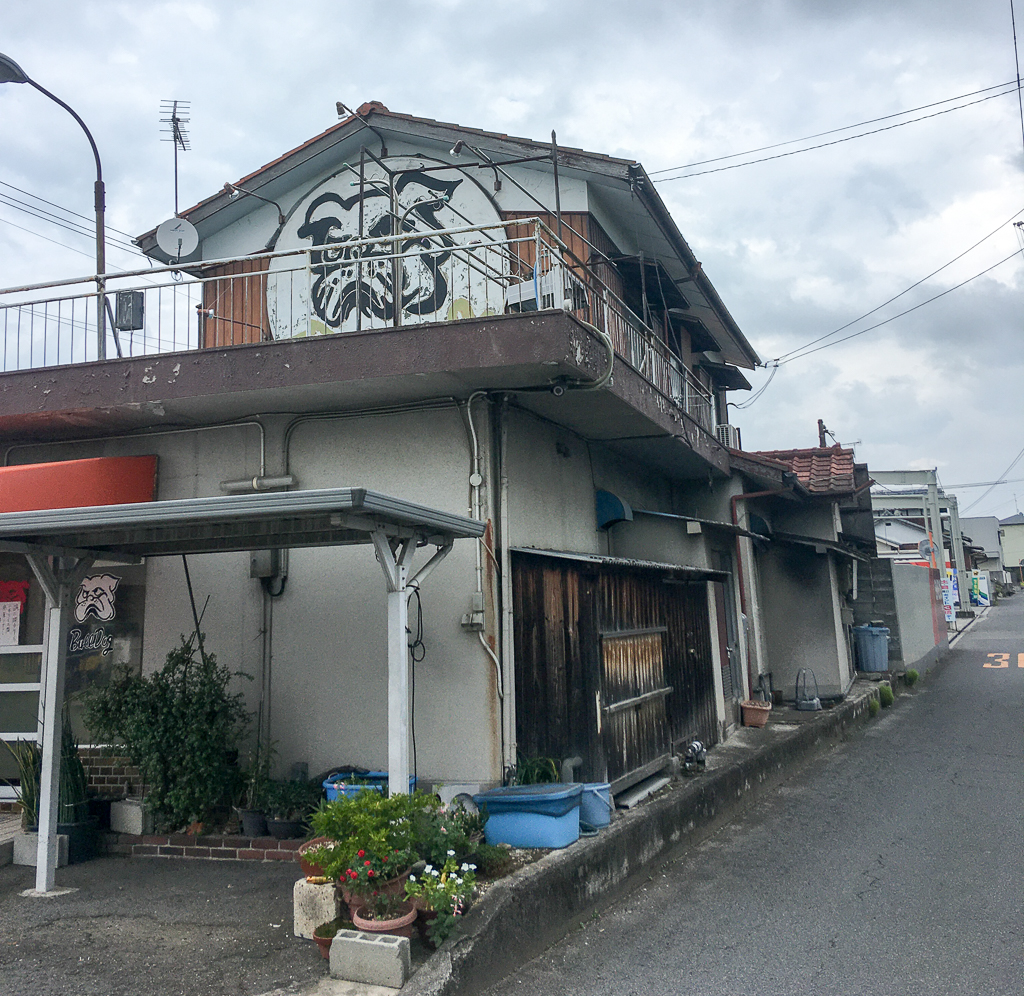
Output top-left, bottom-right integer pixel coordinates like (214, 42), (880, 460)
(267, 157), (505, 338)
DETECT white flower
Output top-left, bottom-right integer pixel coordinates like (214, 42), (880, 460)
(454, 876), (463, 885)
(447, 849), (456, 856)
(460, 863), (470, 872)
(468, 863), (477, 871)
(424, 865), (434, 874)
(408, 875), (416, 882)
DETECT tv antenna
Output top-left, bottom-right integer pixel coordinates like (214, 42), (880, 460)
(160, 99), (191, 216)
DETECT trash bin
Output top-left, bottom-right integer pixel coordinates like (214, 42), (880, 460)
(852, 624), (889, 672)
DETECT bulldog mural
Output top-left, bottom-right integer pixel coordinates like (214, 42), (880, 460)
(267, 158), (505, 338)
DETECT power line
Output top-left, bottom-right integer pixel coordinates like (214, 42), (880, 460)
(775, 206), (1024, 361)
(0, 178), (139, 241)
(943, 476), (1024, 488)
(963, 443), (1024, 513)
(653, 88), (1017, 182)
(0, 191), (142, 256)
(650, 80), (1018, 175)
(780, 247), (1024, 364)
(1012, 1), (1024, 157)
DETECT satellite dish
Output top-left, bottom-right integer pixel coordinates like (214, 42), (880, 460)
(156, 216), (199, 260)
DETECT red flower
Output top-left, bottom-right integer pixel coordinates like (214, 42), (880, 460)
(382, 855), (388, 862)
(368, 870), (375, 877)
(364, 860), (371, 866)
(357, 849), (365, 858)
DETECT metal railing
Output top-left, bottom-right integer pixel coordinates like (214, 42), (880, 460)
(0, 218), (715, 432)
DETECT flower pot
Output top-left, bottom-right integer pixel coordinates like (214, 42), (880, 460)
(416, 909), (439, 947)
(299, 836), (330, 878)
(238, 809), (268, 838)
(312, 931), (333, 960)
(337, 871), (410, 919)
(352, 901), (417, 939)
(56, 818), (99, 864)
(741, 699), (772, 728)
(266, 817), (304, 839)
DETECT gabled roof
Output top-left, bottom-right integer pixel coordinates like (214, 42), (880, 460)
(750, 446), (857, 495)
(1000, 512), (1024, 525)
(136, 102), (759, 370)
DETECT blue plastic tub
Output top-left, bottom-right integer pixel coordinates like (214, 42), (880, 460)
(579, 782), (612, 828)
(474, 783), (583, 848)
(852, 625), (890, 672)
(322, 771), (417, 800)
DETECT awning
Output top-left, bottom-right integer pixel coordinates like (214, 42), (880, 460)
(0, 486), (483, 895)
(511, 546), (729, 582)
(772, 531), (872, 562)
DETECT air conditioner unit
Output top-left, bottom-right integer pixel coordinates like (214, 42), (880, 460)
(715, 423), (741, 450)
(505, 264), (577, 312)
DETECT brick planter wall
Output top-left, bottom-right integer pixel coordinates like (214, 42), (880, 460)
(79, 747), (141, 798)
(101, 831), (306, 862)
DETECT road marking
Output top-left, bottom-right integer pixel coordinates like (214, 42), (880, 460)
(984, 653), (1010, 668)
(1020, 653), (1024, 668)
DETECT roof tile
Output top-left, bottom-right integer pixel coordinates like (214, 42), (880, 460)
(749, 446), (856, 495)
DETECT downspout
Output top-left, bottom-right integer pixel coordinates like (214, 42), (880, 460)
(730, 487), (790, 697)
(498, 396), (516, 776)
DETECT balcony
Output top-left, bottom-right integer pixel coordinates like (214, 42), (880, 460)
(0, 219), (717, 435)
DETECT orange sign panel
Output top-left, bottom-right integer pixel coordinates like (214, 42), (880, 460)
(0, 455), (158, 513)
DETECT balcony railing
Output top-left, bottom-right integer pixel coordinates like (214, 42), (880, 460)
(0, 218), (716, 432)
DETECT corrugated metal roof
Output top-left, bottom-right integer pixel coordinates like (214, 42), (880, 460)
(750, 446), (857, 495)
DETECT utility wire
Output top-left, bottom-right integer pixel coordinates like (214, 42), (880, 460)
(0, 191), (142, 256)
(0, 178), (139, 241)
(963, 443), (1024, 512)
(943, 475), (1024, 488)
(781, 247), (1024, 364)
(654, 88), (1016, 182)
(650, 80), (1018, 174)
(1012, 1), (1024, 157)
(775, 205), (1024, 361)
(731, 361), (778, 409)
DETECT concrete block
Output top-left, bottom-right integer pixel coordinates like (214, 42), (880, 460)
(109, 799), (154, 836)
(293, 877), (339, 938)
(0, 839), (12, 867)
(329, 928), (410, 988)
(13, 831), (68, 867)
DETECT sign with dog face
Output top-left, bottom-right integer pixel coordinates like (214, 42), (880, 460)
(67, 566), (146, 695)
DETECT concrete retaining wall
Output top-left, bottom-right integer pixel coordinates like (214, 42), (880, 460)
(405, 686), (880, 996)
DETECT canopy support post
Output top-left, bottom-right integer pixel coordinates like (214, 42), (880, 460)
(26, 554), (93, 895)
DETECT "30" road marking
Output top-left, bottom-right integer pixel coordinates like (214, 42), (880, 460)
(983, 653), (1024, 668)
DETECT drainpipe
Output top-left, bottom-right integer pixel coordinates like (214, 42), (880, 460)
(730, 487), (790, 697)
(497, 396), (516, 776)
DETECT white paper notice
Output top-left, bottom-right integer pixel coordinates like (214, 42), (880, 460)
(0, 601), (19, 646)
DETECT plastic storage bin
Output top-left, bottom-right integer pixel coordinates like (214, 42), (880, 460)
(322, 771), (417, 800)
(473, 783), (583, 848)
(852, 624), (890, 672)
(579, 782), (612, 828)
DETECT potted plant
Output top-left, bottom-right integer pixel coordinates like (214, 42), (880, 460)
(349, 887), (418, 939)
(237, 740), (276, 837)
(83, 635), (251, 832)
(265, 779), (321, 839)
(55, 707), (99, 863)
(312, 918), (341, 959)
(1, 737), (40, 830)
(404, 852), (478, 947)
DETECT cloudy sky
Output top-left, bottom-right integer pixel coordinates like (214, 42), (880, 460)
(2, 0), (1022, 518)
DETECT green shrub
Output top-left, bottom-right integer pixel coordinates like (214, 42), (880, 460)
(879, 682), (894, 708)
(511, 754), (560, 785)
(868, 698), (880, 718)
(905, 669), (920, 687)
(84, 635), (250, 831)
(470, 841), (512, 878)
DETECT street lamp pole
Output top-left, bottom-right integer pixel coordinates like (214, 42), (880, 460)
(0, 53), (107, 359)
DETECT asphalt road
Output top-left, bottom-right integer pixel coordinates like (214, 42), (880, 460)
(482, 601), (1024, 996)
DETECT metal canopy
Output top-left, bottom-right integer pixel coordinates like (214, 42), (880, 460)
(0, 487), (484, 559)
(511, 546), (729, 583)
(0, 487), (483, 896)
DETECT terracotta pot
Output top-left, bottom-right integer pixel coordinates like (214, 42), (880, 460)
(741, 699), (772, 728)
(352, 901), (417, 939)
(312, 932), (333, 960)
(416, 909), (439, 947)
(337, 870), (410, 919)
(299, 836), (330, 878)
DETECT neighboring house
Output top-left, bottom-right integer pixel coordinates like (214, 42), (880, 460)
(960, 516), (1005, 587)
(1, 103), (766, 798)
(998, 512), (1024, 584)
(723, 446), (875, 701)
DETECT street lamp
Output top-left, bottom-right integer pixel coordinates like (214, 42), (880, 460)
(0, 52), (108, 358)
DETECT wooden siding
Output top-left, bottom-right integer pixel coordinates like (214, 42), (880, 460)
(512, 552), (717, 787)
(200, 257), (272, 347)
